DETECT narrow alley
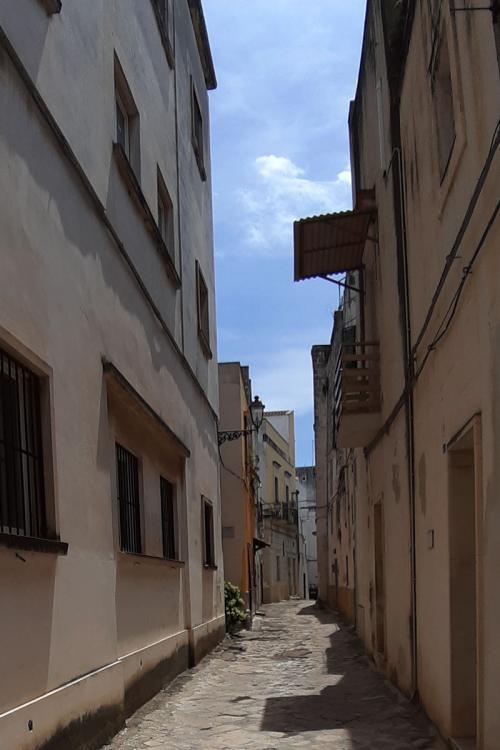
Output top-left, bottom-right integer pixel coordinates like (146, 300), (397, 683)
(103, 602), (443, 750)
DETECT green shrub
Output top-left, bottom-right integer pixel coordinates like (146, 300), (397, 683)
(224, 581), (246, 633)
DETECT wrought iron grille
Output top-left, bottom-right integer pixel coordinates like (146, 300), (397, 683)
(160, 476), (176, 559)
(0, 348), (46, 538)
(203, 498), (214, 566)
(116, 444), (141, 553)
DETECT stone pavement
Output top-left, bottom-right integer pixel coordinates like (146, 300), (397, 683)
(103, 600), (444, 750)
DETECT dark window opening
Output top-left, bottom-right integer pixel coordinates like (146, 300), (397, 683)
(0, 348), (46, 538)
(203, 497), (214, 566)
(196, 262), (211, 356)
(116, 444), (141, 554)
(114, 54), (140, 177)
(285, 484), (289, 504)
(161, 476), (176, 560)
(157, 168), (175, 260)
(274, 476), (279, 503)
(191, 84), (206, 178)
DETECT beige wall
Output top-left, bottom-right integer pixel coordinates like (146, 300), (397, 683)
(311, 1), (500, 747)
(0, 2), (224, 749)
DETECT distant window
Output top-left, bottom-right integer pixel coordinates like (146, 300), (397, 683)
(274, 476), (279, 503)
(115, 92), (129, 157)
(160, 477), (176, 560)
(116, 444), (141, 553)
(432, 33), (456, 179)
(0, 348), (47, 538)
(276, 556), (280, 581)
(285, 485), (289, 504)
(157, 169), (174, 260)
(202, 497), (215, 566)
(196, 262), (211, 356)
(191, 83), (206, 179)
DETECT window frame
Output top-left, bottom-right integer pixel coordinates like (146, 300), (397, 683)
(0, 347), (48, 540)
(191, 82), (206, 180)
(157, 167), (175, 264)
(196, 261), (212, 358)
(116, 443), (142, 554)
(114, 53), (141, 179)
(202, 496), (215, 567)
(160, 475), (177, 560)
(431, 30), (456, 182)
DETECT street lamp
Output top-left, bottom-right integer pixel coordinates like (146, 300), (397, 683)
(218, 395), (265, 446)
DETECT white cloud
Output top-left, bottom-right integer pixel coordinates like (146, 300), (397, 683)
(237, 155), (352, 255)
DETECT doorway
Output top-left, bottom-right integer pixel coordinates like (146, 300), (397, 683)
(448, 427), (478, 745)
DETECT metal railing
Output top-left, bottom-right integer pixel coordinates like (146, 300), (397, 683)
(334, 342), (381, 433)
(262, 502), (298, 526)
(0, 348), (46, 538)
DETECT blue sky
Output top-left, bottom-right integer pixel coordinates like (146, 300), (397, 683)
(203, 0), (366, 466)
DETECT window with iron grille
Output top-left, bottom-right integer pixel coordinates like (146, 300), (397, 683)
(202, 497), (214, 566)
(116, 444), (141, 553)
(160, 476), (176, 560)
(0, 348), (46, 538)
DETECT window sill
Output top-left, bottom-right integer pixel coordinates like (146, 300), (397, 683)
(0, 533), (68, 556)
(113, 143), (181, 289)
(119, 550), (185, 567)
(203, 563), (217, 570)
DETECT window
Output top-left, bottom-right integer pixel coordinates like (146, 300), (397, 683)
(285, 484), (290, 504)
(202, 497), (215, 566)
(0, 348), (47, 538)
(157, 169), (174, 259)
(276, 556), (280, 581)
(191, 83), (206, 179)
(196, 262), (211, 357)
(114, 54), (140, 176)
(115, 92), (129, 158)
(116, 444), (141, 553)
(432, 33), (456, 179)
(274, 476), (279, 503)
(160, 476), (176, 559)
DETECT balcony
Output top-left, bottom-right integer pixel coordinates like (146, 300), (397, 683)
(334, 342), (381, 448)
(263, 502), (298, 527)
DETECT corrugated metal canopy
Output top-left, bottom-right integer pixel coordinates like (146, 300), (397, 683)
(294, 209), (375, 281)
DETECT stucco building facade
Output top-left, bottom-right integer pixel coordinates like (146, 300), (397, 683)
(0, 2), (224, 749)
(298, 1), (500, 748)
(258, 411), (303, 602)
(218, 362), (265, 616)
(296, 465), (318, 597)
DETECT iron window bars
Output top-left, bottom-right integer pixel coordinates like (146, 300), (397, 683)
(203, 497), (214, 566)
(160, 476), (176, 560)
(116, 443), (142, 554)
(0, 348), (47, 538)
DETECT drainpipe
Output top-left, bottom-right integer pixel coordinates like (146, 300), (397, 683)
(386, 138), (418, 698)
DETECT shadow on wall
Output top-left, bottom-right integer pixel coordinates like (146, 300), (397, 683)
(261, 604), (435, 746)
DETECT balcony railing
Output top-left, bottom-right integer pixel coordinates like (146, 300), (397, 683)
(262, 502), (298, 526)
(334, 342), (381, 448)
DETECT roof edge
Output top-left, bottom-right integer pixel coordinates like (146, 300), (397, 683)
(188, 0), (217, 90)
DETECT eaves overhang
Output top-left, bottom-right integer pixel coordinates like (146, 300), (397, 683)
(188, 0), (217, 90)
(294, 208), (376, 282)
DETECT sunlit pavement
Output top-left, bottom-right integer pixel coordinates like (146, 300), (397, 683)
(103, 600), (444, 750)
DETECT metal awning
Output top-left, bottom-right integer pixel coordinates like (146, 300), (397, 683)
(294, 208), (375, 281)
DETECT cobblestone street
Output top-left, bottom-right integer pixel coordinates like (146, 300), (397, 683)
(103, 601), (444, 750)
